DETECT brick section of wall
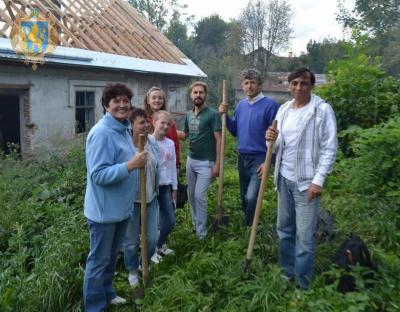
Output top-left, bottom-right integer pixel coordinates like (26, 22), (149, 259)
(22, 93), (33, 156)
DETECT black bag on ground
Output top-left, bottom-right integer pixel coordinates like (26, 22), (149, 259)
(176, 182), (187, 209)
(332, 233), (377, 293)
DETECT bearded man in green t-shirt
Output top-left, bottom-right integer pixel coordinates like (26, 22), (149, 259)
(181, 81), (221, 239)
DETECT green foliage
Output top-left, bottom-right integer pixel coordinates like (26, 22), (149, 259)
(129, 0), (193, 33)
(0, 147), (87, 312)
(301, 38), (351, 73)
(337, 0), (400, 76)
(189, 17), (246, 107)
(345, 115), (400, 198)
(194, 15), (230, 58)
(381, 28), (400, 76)
(316, 46), (400, 134)
(337, 0), (400, 36)
(1, 128), (399, 311)
(165, 11), (191, 54)
(129, 0), (169, 31)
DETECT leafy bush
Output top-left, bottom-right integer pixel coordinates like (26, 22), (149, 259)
(316, 49), (400, 133)
(346, 115), (400, 198)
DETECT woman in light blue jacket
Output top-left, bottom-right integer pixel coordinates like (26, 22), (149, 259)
(83, 83), (147, 312)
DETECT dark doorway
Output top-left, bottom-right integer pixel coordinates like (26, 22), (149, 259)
(0, 94), (21, 154)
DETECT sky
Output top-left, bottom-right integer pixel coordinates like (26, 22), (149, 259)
(183, 0), (356, 56)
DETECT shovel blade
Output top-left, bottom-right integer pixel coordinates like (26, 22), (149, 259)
(210, 214), (230, 233)
(132, 286), (145, 300)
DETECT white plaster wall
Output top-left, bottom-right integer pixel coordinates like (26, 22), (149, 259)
(0, 63), (190, 153)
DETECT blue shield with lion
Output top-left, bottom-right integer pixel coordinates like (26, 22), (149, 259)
(20, 21), (49, 54)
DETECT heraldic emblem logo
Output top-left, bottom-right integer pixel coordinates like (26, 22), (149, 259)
(10, 9), (58, 70)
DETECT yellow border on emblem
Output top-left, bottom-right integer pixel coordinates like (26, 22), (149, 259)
(10, 9), (59, 70)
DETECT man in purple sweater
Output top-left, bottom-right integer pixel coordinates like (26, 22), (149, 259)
(219, 69), (279, 225)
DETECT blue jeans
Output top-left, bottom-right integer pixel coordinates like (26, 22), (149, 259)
(186, 156), (214, 238)
(238, 153), (265, 226)
(83, 218), (128, 312)
(124, 198), (159, 272)
(276, 174), (319, 289)
(157, 185), (176, 248)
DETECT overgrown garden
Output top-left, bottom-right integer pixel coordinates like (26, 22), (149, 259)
(1, 51), (399, 310)
(1, 0), (400, 309)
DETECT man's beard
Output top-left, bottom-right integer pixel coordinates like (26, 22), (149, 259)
(194, 98), (205, 106)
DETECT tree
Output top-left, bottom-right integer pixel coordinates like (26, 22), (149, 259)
(129, 0), (169, 31)
(165, 12), (187, 47)
(129, 0), (193, 32)
(186, 16), (247, 107)
(304, 38), (351, 73)
(382, 28), (400, 76)
(337, 0), (400, 37)
(165, 11), (194, 57)
(239, 0), (293, 76)
(315, 43), (400, 154)
(337, 0), (400, 75)
(224, 20), (245, 57)
(193, 15), (230, 58)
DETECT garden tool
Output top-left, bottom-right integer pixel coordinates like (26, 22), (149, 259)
(133, 134), (148, 300)
(138, 134), (149, 288)
(211, 80), (230, 233)
(243, 120), (277, 272)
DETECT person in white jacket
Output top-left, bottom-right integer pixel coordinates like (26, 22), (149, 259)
(266, 68), (338, 289)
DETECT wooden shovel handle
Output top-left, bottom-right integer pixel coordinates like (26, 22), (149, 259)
(245, 120), (278, 261)
(139, 134), (149, 288)
(217, 80), (227, 214)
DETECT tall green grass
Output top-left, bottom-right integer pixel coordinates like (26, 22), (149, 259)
(0, 121), (399, 311)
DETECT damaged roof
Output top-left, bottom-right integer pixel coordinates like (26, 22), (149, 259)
(0, 0), (206, 77)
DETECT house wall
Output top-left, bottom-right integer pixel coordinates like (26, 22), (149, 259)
(0, 63), (191, 155)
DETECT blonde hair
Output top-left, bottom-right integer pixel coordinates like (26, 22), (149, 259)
(153, 110), (173, 123)
(189, 81), (208, 94)
(143, 86), (168, 114)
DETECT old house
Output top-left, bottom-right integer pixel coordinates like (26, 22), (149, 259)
(0, 0), (205, 156)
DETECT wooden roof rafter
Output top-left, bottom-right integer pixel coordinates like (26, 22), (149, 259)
(0, 0), (186, 64)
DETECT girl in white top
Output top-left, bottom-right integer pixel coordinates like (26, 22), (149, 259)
(150, 111), (178, 259)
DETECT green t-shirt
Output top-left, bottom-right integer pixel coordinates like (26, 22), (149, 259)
(184, 106), (221, 161)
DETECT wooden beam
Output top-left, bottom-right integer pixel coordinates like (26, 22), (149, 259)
(0, 8), (13, 25)
(4, 1), (16, 21)
(1, 0), (187, 65)
(44, 0), (119, 54)
(70, 0), (134, 56)
(15, 0), (88, 49)
(97, 6), (151, 58)
(104, 1), (163, 61)
(39, 0), (105, 51)
(116, 0), (184, 63)
(0, 83), (32, 89)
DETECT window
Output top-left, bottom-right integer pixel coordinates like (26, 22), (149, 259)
(75, 91), (95, 133)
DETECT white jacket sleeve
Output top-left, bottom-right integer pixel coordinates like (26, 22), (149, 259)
(312, 104), (338, 187)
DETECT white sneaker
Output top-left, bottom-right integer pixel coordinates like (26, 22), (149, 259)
(109, 295), (127, 305)
(128, 271), (139, 288)
(158, 243), (175, 256)
(151, 250), (163, 264)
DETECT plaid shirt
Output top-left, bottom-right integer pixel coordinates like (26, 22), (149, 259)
(273, 94), (338, 191)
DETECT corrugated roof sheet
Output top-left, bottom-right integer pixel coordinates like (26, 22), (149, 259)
(0, 37), (207, 77)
